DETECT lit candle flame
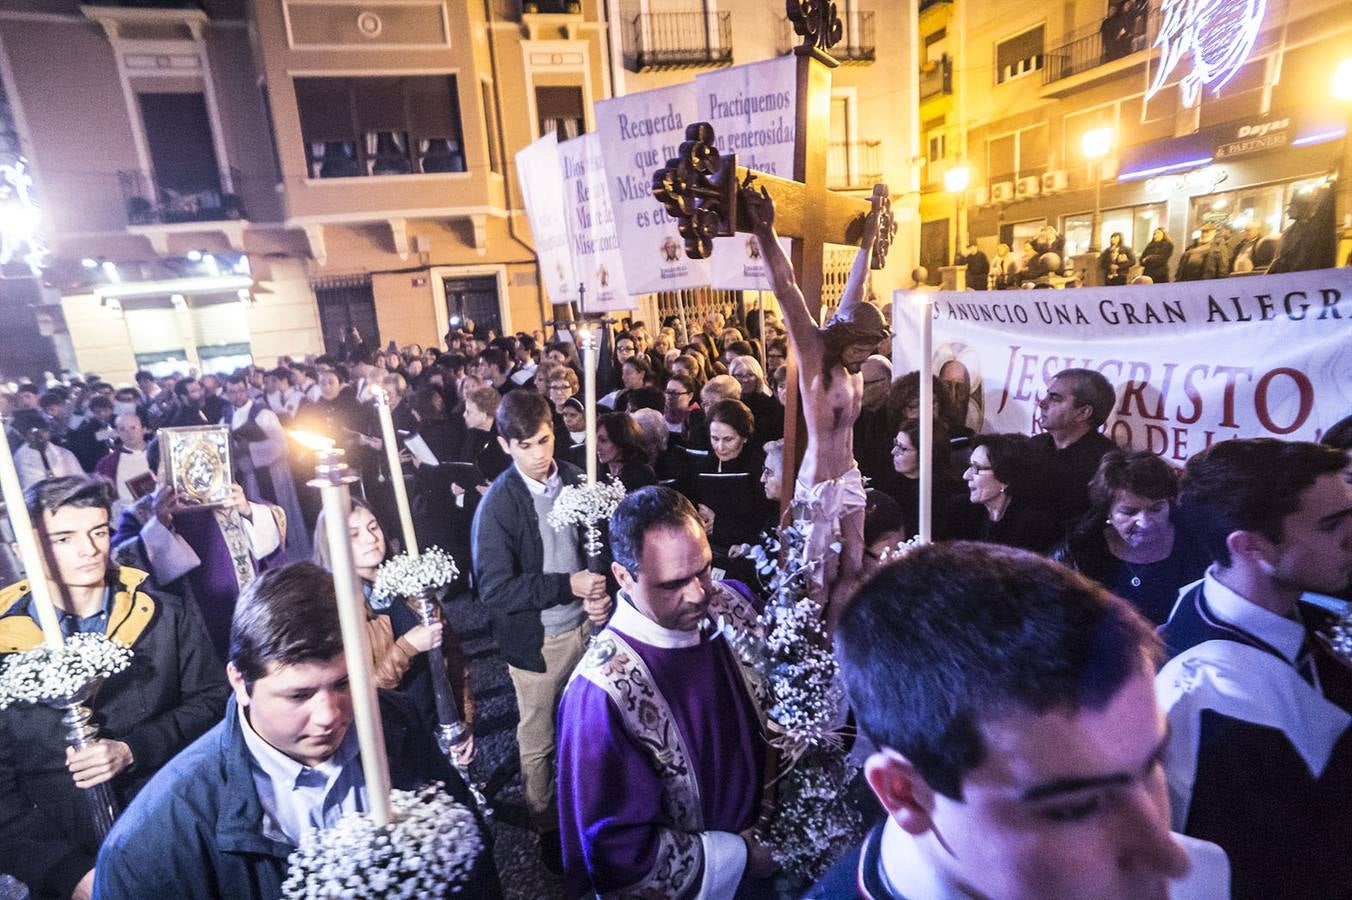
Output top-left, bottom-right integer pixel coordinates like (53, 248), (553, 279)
(289, 430), (336, 452)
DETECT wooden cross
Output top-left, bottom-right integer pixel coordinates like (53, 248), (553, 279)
(651, 0), (898, 511)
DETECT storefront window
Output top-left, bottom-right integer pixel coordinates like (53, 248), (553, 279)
(1061, 203), (1166, 256)
(1185, 176), (1326, 242)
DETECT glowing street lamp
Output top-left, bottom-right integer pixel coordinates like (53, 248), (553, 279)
(1082, 127), (1114, 253)
(944, 164), (972, 260)
(1334, 58), (1352, 102)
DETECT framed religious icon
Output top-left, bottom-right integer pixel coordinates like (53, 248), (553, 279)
(159, 425), (233, 507)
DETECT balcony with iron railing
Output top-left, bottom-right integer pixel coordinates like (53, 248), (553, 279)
(920, 54), (953, 100)
(1042, 8), (1156, 86)
(828, 141), (883, 191)
(119, 168), (246, 226)
(626, 11), (732, 72)
(778, 11), (875, 63)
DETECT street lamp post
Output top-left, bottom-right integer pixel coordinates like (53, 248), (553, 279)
(1082, 127), (1114, 254)
(944, 163), (971, 261)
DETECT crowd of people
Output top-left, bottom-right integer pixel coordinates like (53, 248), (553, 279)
(944, 218), (1292, 292)
(1, 270), (1350, 897)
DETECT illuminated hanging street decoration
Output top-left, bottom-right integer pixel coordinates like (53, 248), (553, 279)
(1148, 0), (1267, 107)
(0, 159), (46, 275)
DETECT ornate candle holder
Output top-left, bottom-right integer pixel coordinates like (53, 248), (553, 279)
(0, 633), (133, 843)
(50, 678), (119, 840)
(372, 547), (492, 816)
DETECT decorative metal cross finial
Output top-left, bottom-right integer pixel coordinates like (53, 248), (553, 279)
(870, 188), (898, 271)
(786, 0), (843, 58)
(651, 122), (738, 260)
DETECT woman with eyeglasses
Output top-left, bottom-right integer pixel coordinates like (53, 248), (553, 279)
(313, 498), (475, 765)
(1052, 449), (1209, 624)
(727, 355), (784, 445)
(887, 417), (963, 539)
(662, 373), (706, 450)
(945, 433), (1062, 552)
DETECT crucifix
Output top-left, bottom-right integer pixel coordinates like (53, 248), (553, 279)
(650, 1), (898, 524)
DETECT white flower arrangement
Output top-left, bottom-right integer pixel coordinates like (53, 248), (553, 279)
(723, 520), (863, 883)
(373, 547), (460, 604)
(281, 784), (483, 898)
(548, 478), (629, 561)
(547, 478), (629, 532)
(876, 534), (925, 565)
(1327, 611), (1352, 663)
(0, 633), (133, 710)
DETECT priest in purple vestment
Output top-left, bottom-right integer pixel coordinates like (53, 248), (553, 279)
(110, 438), (285, 658)
(557, 486), (776, 898)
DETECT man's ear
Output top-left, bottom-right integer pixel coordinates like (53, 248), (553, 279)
(865, 747), (939, 837)
(1226, 529), (1276, 571)
(611, 561), (635, 593)
(497, 435), (511, 455)
(225, 662), (252, 708)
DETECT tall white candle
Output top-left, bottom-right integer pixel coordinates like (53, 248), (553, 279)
(580, 325), (599, 486)
(314, 448), (393, 826)
(917, 296), (935, 545)
(372, 386), (419, 559)
(0, 424), (64, 648)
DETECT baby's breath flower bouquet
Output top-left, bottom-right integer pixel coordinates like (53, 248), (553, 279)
(547, 477), (628, 570)
(720, 518), (924, 883)
(372, 546), (460, 608)
(281, 784), (484, 898)
(1324, 609), (1352, 666)
(0, 633), (132, 710)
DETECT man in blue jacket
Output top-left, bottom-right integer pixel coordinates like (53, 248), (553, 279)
(471, 389), (611, 872)
(92, 562), (500, 898)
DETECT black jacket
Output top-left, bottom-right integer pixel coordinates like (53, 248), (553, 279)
(0, 568), (228, 899)
(471, 461), (586, 672)
(1140, 237), (1174, 283)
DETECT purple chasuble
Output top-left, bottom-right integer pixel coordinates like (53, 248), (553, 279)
(172, 507), (284, 658)
(558, 594), (765, 897)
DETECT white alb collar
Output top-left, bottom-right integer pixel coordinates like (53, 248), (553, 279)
(610, 592), (702, 649)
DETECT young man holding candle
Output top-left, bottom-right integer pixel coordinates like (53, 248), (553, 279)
(92, 562), (502, 898)
(0, 476), (228, 900)
(471, 389), (611, 874)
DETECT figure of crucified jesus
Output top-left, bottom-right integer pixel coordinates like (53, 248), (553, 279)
(743, 182), (890, 629)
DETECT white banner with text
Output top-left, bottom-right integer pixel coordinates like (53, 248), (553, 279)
(892, 269), (1352, 460)
(514, 132), (579, 307)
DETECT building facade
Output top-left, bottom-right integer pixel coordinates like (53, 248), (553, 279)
(603, 0), (921, 318)
(0, 0), (613, 383)
(924, 0), (1351, 283)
